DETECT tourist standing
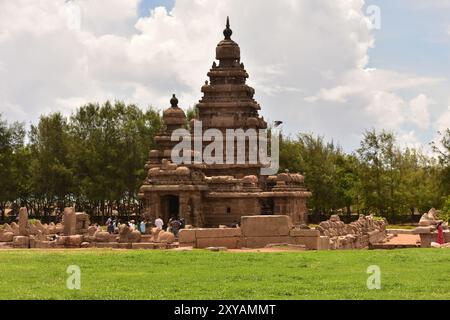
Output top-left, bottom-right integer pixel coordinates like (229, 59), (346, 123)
(437, 222), (444, 245)
(170, 218), (181, 238)
(140, 220), (146, 234)
(107, 220), (115, 234)
(105, 216), (112, 228)
(155, 217), (164, 230)
(179, 217), (185, 229)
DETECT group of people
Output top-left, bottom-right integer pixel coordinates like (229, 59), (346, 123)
(104, 217), (148, 234)
(102, 216), (185, 237)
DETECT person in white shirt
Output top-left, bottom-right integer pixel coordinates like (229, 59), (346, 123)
(155, 217), (164, 230)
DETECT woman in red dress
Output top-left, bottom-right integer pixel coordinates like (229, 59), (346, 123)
(436, 222), (444, 245)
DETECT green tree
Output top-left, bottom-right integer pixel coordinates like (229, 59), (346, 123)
(29, 113), (73, 216)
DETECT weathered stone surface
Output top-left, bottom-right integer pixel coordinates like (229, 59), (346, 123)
(0, 232), (14, 242)
(197, 237), (240, 249)
(179, 242), (195, 248)
(13, 236), (29, 248)
(35, 240), (57, 249)
(75, 212), (90, 234)
(195, 228), (241, 239)
(63, 207), (76, 236)
(117, 243), (132, 249)
(81, 242), (92, 248)
(290, 229), (320, 237)
(291, 236), (319, 250)
(65, 235), (83, 247)
(55, 223), (64, 234)
(34, 221), (47, 235)
(151, 227), (162, 242)
(419, 233), (433, 248)
(243, 236), (292, 248)
(18, 207), (28, 236)
(413, 226), (433, 234)
(319, 236), (330, 250)
(87, 226), (97, 236)
(241, 215), (292, 237)
(445, 231), (450, 243)
(94, 231), (111, 243)
(158, 231), (175, 244)
(94, 242), (119, 249)
(179, 229), (196, 243)
(10, 222), (19, 236)
(3, 223), (13, 233)
(118, 224), (142, 243)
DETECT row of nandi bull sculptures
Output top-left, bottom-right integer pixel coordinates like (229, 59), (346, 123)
(0, 207), (176, 249)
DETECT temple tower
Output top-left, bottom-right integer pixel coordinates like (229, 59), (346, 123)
(195, 17), (268, 177)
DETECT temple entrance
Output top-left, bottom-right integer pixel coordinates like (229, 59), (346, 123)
(161, 195), (180, 223)
(260, 198), (275, 215)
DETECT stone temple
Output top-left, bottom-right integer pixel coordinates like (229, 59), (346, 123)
(138, 18), (311, 227)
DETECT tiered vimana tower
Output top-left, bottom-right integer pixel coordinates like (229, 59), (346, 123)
(195, 17), (267, 178)
(139, 18), (311, 227)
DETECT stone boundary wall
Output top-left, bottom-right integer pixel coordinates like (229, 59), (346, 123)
(180, 215), (387, 250)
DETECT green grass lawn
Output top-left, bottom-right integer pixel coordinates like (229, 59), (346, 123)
(0, 248), (449, 300)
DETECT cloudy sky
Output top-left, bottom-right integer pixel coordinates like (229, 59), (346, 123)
(0, 0), (449, 152)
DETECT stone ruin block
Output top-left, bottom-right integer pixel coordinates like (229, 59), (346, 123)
(243, 236), (292, 249)
(413, 226), (433, 234)
(290, 229), (320, 237)
(63, 207), (77, 236)
(35, 240), (57, 249)
(291, 235), (320, 250)
(195, 228), (242, 239)
(117, 243), (132, 249)
(319, 236), (330, 250)
(241, 215), (293, 237)
(63, 235), (84, 248)
(18, 207), (28, 236)
(75, 212), (90, 234)
(0, 232), (14, 242)
(93, 231), (111, 243)
(10, 222), (19, 236)
(196, 237), (241, 249)
(13, 236), (29, 248)
(179, 229), (196, 244)
(419, 233), (433, 248)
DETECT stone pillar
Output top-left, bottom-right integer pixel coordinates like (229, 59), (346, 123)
(63, 207), (76, 236)
(152, 193), (160, 221)
(179, 193), (189, 221)
(192, 194), (203, 227)
(18, 207), (28, 236)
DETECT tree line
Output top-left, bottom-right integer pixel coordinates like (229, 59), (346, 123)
(0, 101), (449, 223)
(0, 101), (161, 221)
(279, 130), (450, 223)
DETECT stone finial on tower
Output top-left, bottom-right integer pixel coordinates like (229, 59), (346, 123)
(170, 94), (179, 108)
(223, 16), (232, 40)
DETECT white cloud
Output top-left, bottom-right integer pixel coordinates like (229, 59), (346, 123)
(409, 94), (432, 130)
(0, 0), (448, 152)
(366, 91), (406, 129)
(436, 106), (450, 133)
